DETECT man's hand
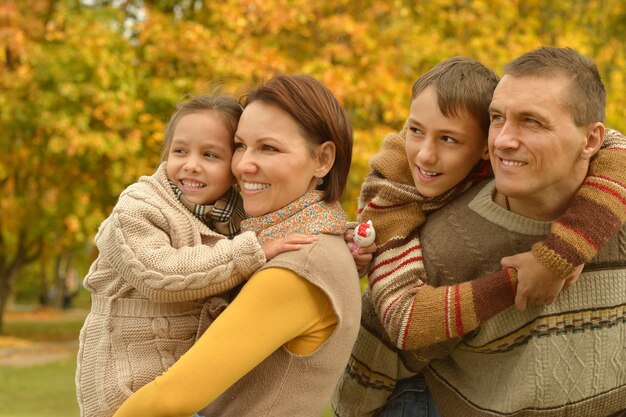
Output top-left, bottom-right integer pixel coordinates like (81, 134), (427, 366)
(261, 234), (318, 261)
(501, 251), (566, 311)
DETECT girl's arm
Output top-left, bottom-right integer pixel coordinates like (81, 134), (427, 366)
(98, 206), (266, 302)
(112, 268), (333, 417)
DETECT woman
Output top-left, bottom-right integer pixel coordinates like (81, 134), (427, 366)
(113, 74), (361, 417)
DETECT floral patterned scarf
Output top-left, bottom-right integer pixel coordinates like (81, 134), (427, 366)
(241, 190), (347, 245)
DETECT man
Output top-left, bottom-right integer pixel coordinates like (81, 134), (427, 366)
(416, 47), (626, 416)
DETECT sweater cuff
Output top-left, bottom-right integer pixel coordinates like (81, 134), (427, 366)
(531, 242), (575, 280)
(231, 231), (266, 279)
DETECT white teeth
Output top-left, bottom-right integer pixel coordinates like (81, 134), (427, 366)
(181, 180), (205, 189)
(501, 159), (526, 167)
(419, 167), (441, 177)
(243, 182), (269, 191)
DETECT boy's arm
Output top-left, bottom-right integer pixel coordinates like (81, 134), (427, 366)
(368, 236), (519, 350)
(516, 129), (626, 307)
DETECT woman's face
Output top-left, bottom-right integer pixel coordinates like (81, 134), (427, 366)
(232, 101), (322, 217)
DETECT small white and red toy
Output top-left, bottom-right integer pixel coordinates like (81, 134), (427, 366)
(353, 220), (376, 248)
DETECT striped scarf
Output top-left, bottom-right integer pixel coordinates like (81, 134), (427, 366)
(169, 182), (246, 238)
(241, 190), (346, 244)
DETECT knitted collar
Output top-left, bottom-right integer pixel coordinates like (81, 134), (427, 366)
(169, 181), (247, 238)
(241, 190), (347, 245)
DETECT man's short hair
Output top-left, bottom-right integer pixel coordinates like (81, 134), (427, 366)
(503, 46), (606, 126)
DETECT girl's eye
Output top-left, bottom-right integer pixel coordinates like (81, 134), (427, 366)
(204, 152), (218, 159)
(408, 127), (423, 136)
(172, 148), (186, 154)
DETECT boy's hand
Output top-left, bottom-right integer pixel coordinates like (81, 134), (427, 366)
(345, 230), (377, 272)
(501, 251), (566, 311)
(261, 234), (318, 261)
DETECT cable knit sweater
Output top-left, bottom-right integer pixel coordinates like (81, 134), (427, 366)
(421, 181), (626, 417)
(75, 163), (265, 417)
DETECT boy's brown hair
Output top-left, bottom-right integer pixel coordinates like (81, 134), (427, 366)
(411, 57), (499, 136)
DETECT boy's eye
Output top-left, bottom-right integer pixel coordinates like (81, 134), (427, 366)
(204, 151), (218, 159)
(441, 136), (457, 144)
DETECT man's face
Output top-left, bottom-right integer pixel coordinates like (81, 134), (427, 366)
(487, 74), (590, 219)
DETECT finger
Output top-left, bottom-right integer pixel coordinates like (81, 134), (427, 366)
(515, 292), (528, 311)
(500, 256), (517, 267)
(545, 297), (557, 305)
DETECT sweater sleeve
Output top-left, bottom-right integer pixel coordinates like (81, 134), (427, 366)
(111, 268), (334, 417)
(97, 198), (265, 303)
(368, 236), (519, 350)
(532, 128), (626, 278)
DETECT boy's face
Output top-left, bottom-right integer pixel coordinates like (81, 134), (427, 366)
(405, 85), (489, 197)
(166, 111), (234, 205)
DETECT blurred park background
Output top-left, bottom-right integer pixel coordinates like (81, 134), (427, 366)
(1, 0), (625, 416)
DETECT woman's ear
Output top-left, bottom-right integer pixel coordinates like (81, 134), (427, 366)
(314, 141), (336, 178)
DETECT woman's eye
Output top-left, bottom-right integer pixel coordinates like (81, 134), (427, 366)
(262, 145), (278, 152)
(234, 143), (246, 150)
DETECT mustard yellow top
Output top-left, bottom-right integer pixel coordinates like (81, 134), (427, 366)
(112, 267), (337, 417)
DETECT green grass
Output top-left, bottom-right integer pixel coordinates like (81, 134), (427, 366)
(3, 317), (85, 342)
(0, 358), (79, 417)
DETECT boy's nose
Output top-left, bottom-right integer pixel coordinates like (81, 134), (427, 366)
(417, 140), (438, 165)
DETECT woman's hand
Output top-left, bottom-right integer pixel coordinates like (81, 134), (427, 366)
(501, 251), (583, 311)
(261, 234), (318, 261)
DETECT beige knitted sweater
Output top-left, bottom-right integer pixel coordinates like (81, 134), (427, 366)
(420, 181), (626, 417)
(75, 164), (265, 417)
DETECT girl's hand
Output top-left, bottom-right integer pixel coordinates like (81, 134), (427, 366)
(261, 234), (318, 261)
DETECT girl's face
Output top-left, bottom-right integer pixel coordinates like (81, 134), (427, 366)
(166, 111), (234, 205)
(405, 85), (489, 197)
(231, 101), (327, 217)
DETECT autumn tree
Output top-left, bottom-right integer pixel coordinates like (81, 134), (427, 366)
(1, 0), (624, 332)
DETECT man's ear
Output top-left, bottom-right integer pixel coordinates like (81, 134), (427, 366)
(581, 122), (605, 160)
(314, 141), (336, 178)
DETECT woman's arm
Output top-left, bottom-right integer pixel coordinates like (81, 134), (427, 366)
(112, 268), (333, 417)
